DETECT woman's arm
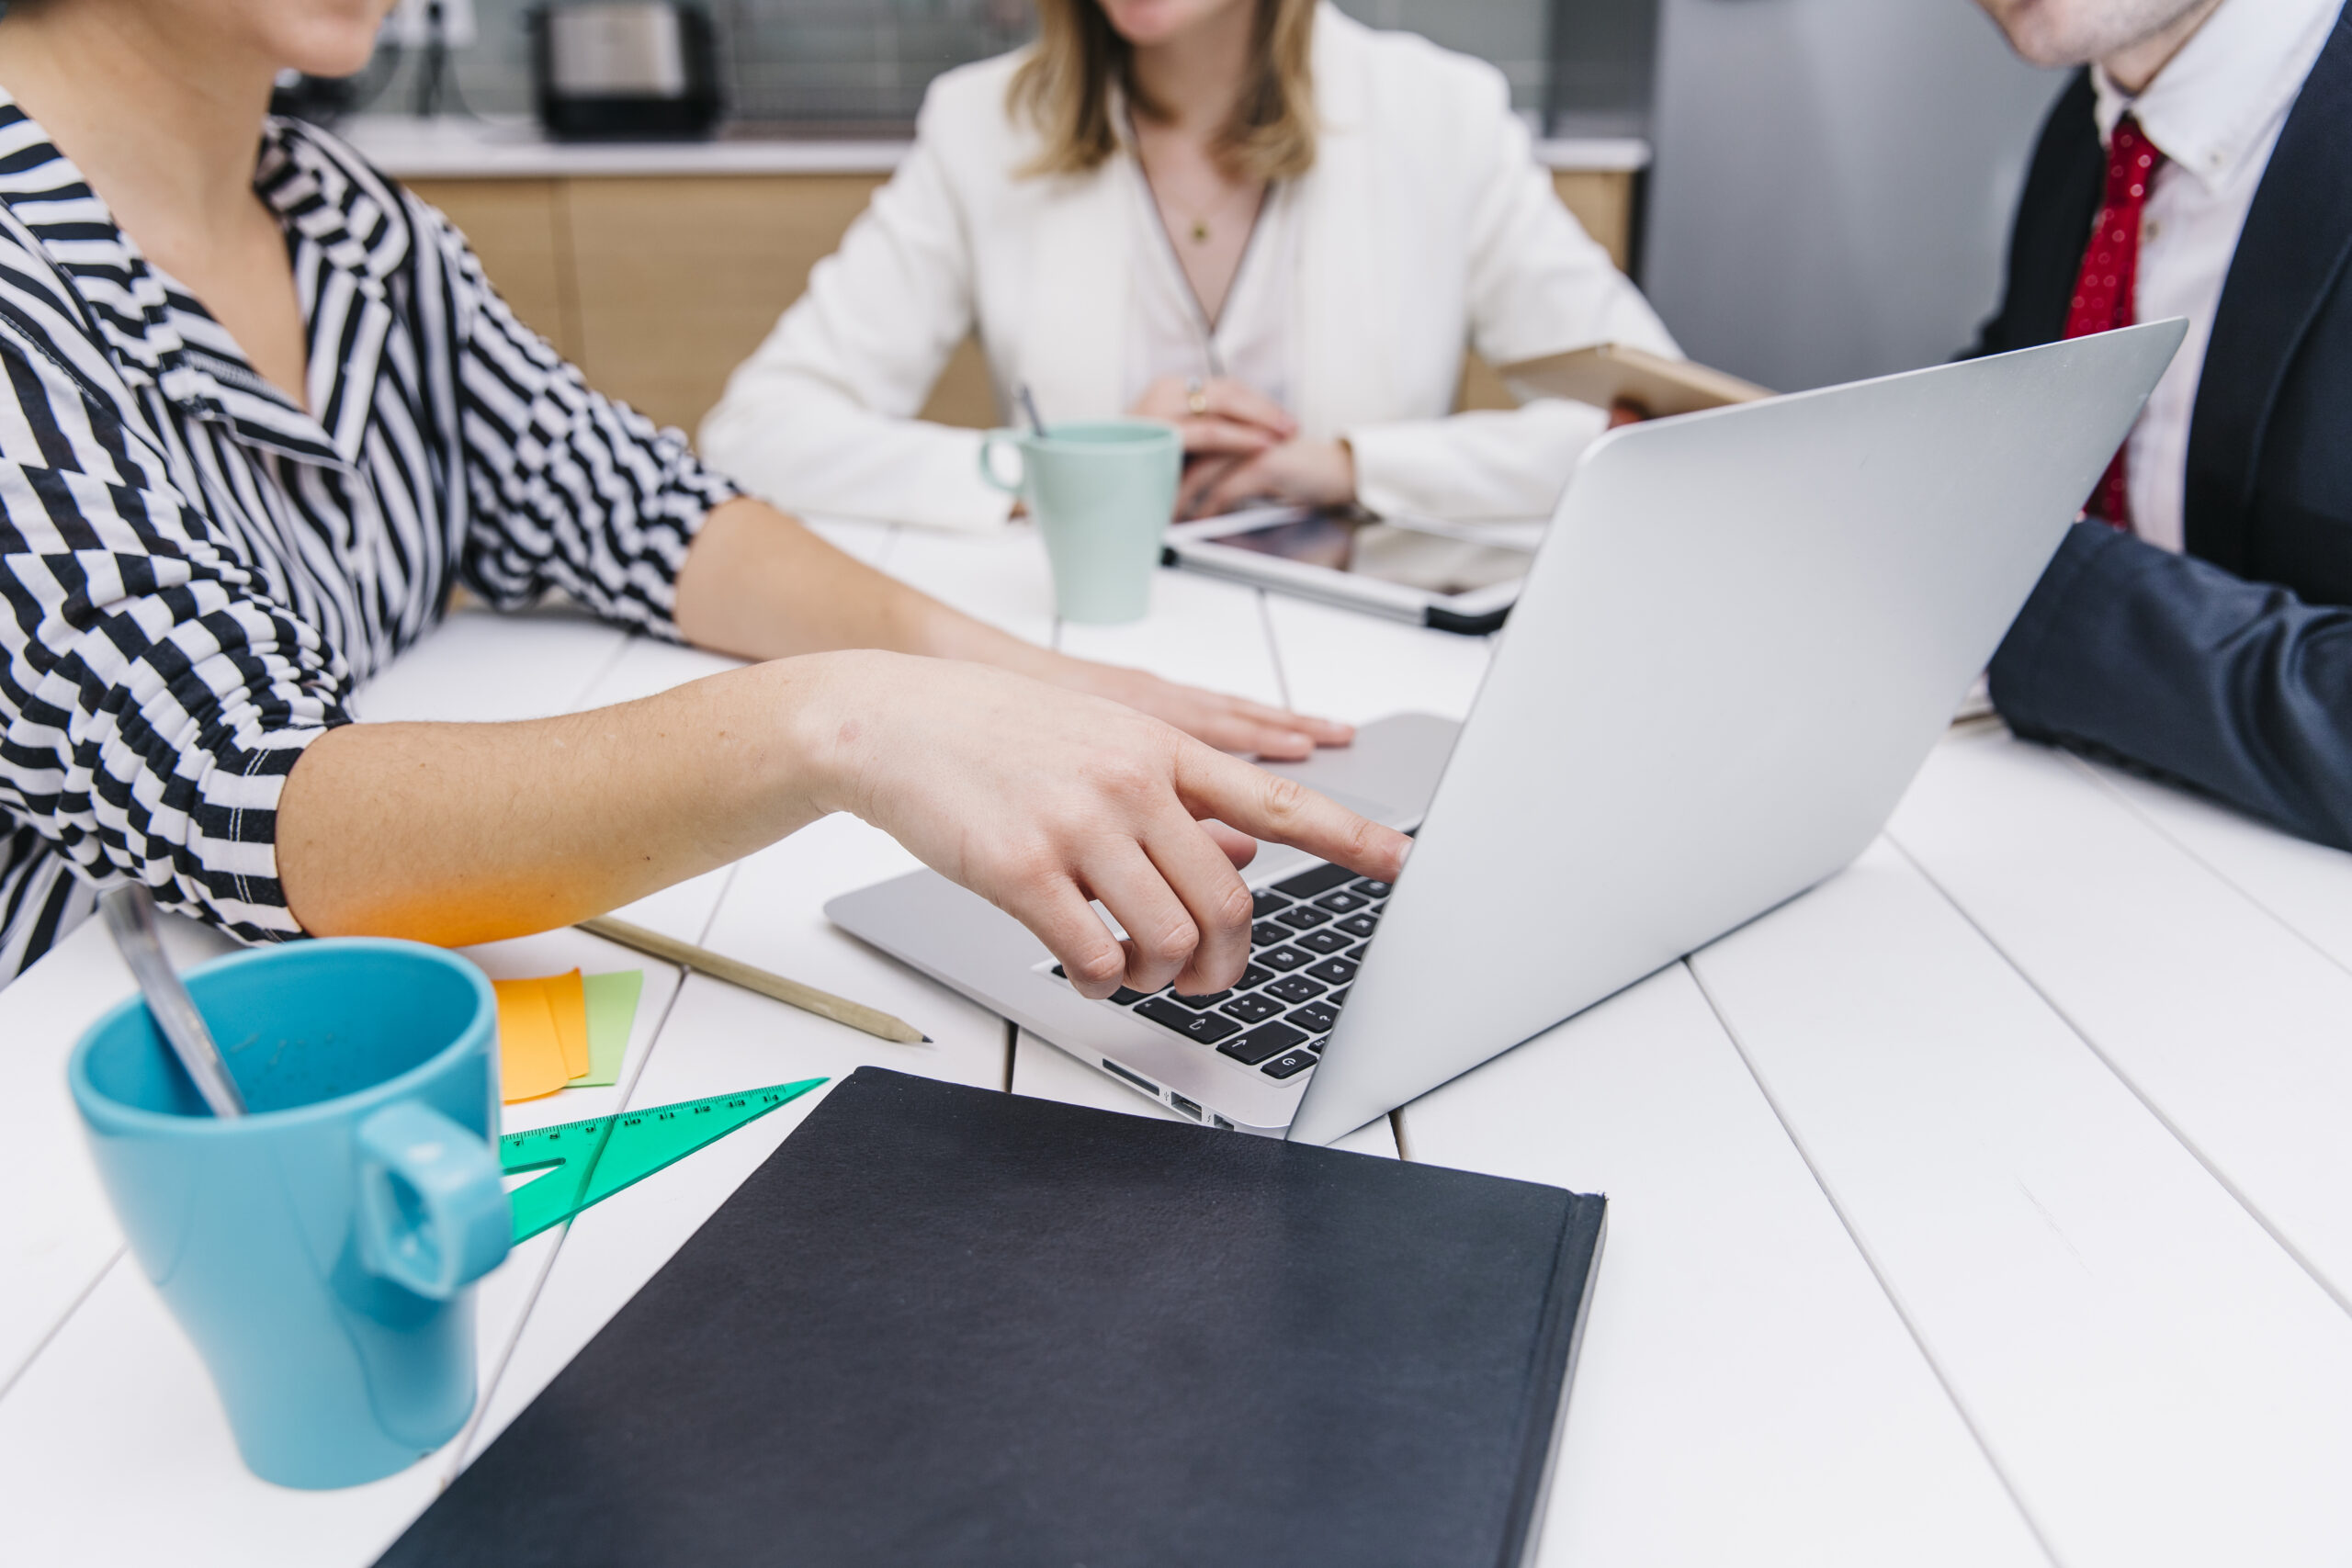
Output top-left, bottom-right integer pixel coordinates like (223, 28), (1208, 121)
(1340, 67), (1681, 524)
(279, 650), (1406, 998)
(673, 497), (1348, 756)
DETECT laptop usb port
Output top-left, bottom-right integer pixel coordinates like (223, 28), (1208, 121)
(1169, 1093), (1203, 1120)
(1102, 1060), (1160, 1097)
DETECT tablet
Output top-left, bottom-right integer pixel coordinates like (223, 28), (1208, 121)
(1163, 506), (1539, 635)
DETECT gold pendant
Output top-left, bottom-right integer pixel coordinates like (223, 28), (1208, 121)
(1190, 219), (1210, 243)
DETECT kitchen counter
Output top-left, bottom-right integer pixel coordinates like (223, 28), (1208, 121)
(338, 113), (1651, 180)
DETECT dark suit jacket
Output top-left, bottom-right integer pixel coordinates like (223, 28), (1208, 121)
(1979, 7), (2352, 849)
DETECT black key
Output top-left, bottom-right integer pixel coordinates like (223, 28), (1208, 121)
(1250, 920), (1289, 948)
(1170, 988), (1230, 1010)
(1296, 928), (1350, 954)
(1351, 878), (1394, 898)
(1305, 956), (1359, 986)
(1344, 943), (1369, 962)
(1135, 997), (1240, 1043)
(1314, 890), (1368, 913)
(1055, 965), (1148, 1006)
(1273, 863), (1354, 898)
(1219, 993), (1285, 1024)
(1218, 1021), (1306, 1066)
(1289, 1001), (1339, 1035)
(1275, 905), (1330, 931)
(1239, 964), (1273, 989)
(1263, 974), (1328, 1005)
(1335, 912), (1378, 939)
(1250, 889), (1292, 920)
(1259, 946), (1312, 973)
(1261, 1049), (1317, 1079)
(1328, 987), (1351, 1008)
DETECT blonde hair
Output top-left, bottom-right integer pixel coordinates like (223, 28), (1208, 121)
(1008, 0), (1318, 182)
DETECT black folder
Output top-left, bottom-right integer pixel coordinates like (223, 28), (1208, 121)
(379, 1066), (1606, 1568)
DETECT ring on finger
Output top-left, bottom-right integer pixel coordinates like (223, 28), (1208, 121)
(1186, 378), (1209, 417)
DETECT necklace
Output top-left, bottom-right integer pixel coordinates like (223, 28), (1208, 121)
(1190, 218), (1211, 244)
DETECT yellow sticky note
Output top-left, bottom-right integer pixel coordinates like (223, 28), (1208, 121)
(547, 969), (590, 1081)
(494, 978), (571, 1103)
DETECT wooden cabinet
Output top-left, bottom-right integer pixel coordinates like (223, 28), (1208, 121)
(408, 167), (1637, 434)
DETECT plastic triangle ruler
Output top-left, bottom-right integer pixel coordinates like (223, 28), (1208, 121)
(498, 1078), (827, 1244)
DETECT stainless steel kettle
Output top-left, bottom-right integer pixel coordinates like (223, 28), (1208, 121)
(530, 3), (721, 141)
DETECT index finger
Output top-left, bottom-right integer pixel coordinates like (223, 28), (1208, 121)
(1170, 741), (1409, 884)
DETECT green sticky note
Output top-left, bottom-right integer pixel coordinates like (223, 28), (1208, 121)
(575, 970), (645, 1089)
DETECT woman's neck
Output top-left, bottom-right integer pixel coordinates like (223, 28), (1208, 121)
(0, 1), (276, 250)
(1129, 2), (1259, 139)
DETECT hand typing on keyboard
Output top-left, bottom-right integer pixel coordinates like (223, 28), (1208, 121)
(1060, 860), (1394, 1079)
(802, 654), (1408, 999)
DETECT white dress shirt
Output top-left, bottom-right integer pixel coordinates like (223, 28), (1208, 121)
(2093, 0), (2336, 554)
(1124, 165), (1299, 417)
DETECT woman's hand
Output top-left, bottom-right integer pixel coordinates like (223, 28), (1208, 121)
(799, 651), (1408, 998)
(1177, 437), (1356, 519)
(1049, 657), (1353, 761)
(1131, 374), (1296, 459)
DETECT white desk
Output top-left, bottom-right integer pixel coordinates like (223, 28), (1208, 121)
(6, 524), (2352, 1566)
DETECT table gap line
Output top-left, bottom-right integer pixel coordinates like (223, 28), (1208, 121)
(560, 623), (639, 713)
(1386, 1107), (1411, 1161)
(435, 1222), (572, 1488)
(0, 1244), (123, 1403)
(687, 862), (743, 947)
(2061, 749), (2352, 985)
(448, 937), (705, 1479)
(1680, 951), (2066, 1568)
(1880, 829), (2352, 1326)
(1000, 1016), (1018, 1094)
(1254, 589), (1294, 712)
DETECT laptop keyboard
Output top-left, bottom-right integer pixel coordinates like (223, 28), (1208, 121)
(1055, 862), (1393, 1079)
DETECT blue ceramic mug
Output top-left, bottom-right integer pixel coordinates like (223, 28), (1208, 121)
(70, 939), (510, 1489)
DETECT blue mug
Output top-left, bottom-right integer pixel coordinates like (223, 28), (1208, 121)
(70, 939), (510, 1489)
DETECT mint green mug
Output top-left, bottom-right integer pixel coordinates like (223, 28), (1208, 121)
(980, 419), (1182, 625)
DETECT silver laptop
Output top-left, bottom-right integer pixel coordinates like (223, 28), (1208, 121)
(828, 322), (2185, 1145)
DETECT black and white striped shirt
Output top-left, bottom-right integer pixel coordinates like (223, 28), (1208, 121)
(0, 99), (736, 979)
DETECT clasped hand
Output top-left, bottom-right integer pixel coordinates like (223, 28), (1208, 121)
(1130, 375), (1355, 520)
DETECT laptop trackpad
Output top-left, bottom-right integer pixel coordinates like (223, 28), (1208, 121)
(1239, 712), (1460, 879)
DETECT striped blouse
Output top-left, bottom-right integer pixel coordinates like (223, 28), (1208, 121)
(0, 99), (736, 980)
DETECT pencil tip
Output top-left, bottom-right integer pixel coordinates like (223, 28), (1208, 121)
(920, 1035), (933, 1044)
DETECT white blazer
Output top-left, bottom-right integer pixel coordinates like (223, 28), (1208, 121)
(700, 6), (1679, 532)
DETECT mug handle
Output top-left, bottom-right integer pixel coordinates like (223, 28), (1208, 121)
(978, 429), (1026, 494)
(356, 1101), (512, 1300)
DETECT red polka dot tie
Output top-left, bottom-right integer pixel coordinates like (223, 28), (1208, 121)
(2064, 115), (2164, 532)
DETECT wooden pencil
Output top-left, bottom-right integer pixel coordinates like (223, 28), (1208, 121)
(578, 915), (929, 1045)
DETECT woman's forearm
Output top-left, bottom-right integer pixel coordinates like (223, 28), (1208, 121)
(673, 496), (1058, 674)
(277, 647), (1409, 1001)
(278, 658), (831, 945)
(673, 497), (1351, 757)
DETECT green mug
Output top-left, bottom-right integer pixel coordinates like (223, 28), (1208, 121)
(980, 419), (1182, 625)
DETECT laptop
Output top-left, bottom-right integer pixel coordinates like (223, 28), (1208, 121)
(827, 322), (2186, 1145)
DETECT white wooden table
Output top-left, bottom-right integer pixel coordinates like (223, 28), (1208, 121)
(6, 518), (2352, 1566)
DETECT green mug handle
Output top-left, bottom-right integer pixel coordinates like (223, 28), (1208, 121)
(978, 429), (1027, 495)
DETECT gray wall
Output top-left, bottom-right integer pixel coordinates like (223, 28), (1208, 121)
(372, 0), (1583, 121)
(1642, 0), (2069, 391)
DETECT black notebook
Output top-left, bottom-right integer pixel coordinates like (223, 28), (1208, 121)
(379, 1067), (1606, 1568)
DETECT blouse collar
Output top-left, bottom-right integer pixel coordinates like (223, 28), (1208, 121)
(0, 95), (409, 468)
